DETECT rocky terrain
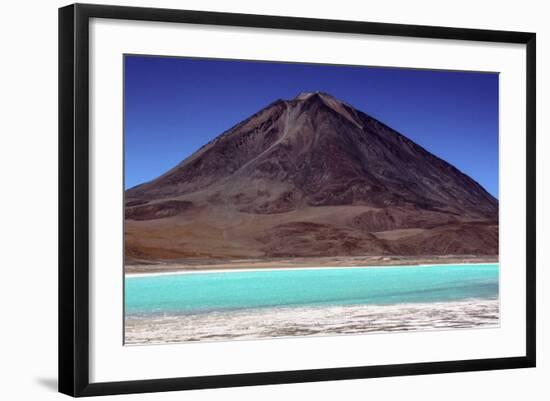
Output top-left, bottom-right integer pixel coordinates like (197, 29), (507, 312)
(125, 92), (498, 264)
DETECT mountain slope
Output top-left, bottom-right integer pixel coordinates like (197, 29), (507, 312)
(125, 92), (498, 263)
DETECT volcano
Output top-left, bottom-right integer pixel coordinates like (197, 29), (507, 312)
(125, 92), (498, 263)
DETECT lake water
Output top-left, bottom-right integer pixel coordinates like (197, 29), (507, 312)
(125, 263), (498, 315)
(125, 263), (499, 344)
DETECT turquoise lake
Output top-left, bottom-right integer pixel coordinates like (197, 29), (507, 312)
(125, 263), (499, 316)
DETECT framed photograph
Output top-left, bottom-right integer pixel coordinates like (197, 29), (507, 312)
(59, 3), (536, 397)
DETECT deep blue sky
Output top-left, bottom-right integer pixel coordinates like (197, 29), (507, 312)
(124, 55), (499, 197)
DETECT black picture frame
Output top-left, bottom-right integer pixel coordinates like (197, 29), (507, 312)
(59, 3), (536, 397)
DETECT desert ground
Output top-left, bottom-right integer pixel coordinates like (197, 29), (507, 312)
(125, 254), (498, 274)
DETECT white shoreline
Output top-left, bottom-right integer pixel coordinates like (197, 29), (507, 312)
(124, 298), (500, 345)
(125, 262), (499, 278)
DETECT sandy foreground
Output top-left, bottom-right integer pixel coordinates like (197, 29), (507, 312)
(125, 299), (499, 345)
(125, 255), (498, 275)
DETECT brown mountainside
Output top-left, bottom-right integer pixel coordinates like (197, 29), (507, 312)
(125, 92), (498, 263)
